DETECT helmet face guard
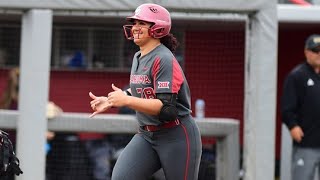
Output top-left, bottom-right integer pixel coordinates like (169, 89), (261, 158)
(123, 25), (135, 40)
(123, 3), (171, 40)
(123, 25), (145, 40)
(123, 24), (167, 40)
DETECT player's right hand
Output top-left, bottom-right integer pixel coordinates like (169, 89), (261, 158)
(89, 92), (112, 118)
(290, 126), (304, 143)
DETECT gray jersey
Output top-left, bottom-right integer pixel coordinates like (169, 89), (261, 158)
(130, 44), (191, 126)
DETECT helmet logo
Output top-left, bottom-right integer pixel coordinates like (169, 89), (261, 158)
(149, 6), (159, 13)
(135, 7), (141, 15)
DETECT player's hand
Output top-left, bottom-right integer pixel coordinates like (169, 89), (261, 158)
(89, 92), (112, 118)
(290, 126), (304, 143)
(107, 84), (130, 107)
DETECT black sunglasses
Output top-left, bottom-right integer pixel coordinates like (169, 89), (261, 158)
(310, 47), (320, 53)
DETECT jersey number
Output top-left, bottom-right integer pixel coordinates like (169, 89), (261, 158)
(136, 87), (156, 99)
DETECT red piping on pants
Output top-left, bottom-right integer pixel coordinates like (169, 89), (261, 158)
(181, 124), (190, 180)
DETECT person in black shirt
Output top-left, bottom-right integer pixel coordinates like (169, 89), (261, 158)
(281, 34), (320, 180)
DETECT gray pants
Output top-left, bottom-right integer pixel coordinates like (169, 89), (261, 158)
(292, 146), (320, 180)
(111, 116), (202, 180)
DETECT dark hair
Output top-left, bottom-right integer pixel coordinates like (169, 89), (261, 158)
(160, 33), (179, 53)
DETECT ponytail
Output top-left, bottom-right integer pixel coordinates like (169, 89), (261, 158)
(160, 33), (179, 53)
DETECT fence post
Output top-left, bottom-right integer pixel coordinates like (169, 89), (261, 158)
(16, 9), (52, 180)
(216, 127), (240, 180)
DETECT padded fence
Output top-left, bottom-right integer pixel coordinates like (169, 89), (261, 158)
(0, 110), (239, 180)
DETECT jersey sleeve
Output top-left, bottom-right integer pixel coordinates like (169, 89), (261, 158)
(151, 55), (184, 94)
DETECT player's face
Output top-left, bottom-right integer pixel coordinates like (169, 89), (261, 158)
(131, 20), (153, 45)
(305, 46), (320, 68)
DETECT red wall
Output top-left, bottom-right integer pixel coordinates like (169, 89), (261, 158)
(0, 69), (130, 114)
(48, 70), (130, 114)
(185, 30), (245, 144)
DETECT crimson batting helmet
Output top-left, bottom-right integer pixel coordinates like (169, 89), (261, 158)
(123, 3), (171, 39)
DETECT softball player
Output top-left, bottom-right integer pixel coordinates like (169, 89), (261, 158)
(89, 3), (202, 180)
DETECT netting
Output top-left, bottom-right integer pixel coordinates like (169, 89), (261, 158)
(0, 24), (20, 67)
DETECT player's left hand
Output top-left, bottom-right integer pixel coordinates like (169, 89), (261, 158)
(107, 84), (130, 107)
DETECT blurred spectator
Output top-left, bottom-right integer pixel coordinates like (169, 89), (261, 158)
(0, 68), (69, 180)
(0, 67), (19, 110)
(281, 34), (320, 180)
(68, 51), (86, 68)
(0, 68), (60, 141)
(0, 68), (19, 180)
(198, 146), (216, 180)
(78, 133), (113, 180)
(45, 101), (63, 152)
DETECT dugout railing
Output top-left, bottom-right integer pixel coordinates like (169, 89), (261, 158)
(0, 109), (239, 180)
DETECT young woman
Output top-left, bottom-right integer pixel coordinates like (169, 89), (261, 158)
(89, 3), (202, 180)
